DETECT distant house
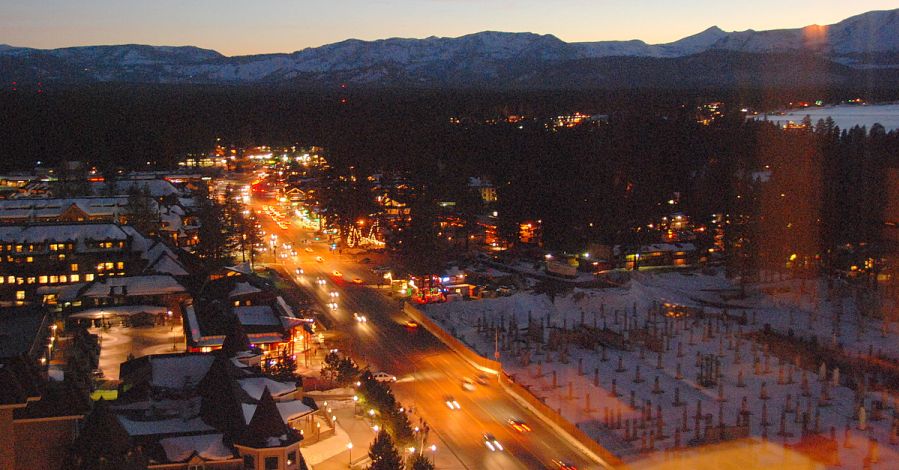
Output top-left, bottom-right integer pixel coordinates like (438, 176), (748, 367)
(616, 243), (699, 270)
(468, 176), (497, 203)
(184, 273), (311, 357)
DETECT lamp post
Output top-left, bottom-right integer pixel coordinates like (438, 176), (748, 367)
(168, 310), (176, 350)
(346, 442), (353, 468)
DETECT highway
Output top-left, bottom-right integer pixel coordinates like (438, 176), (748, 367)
(253, 199), (605, 470)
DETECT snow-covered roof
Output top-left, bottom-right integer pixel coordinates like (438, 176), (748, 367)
(241, 400), (312, 424)
(158, 433), (234, 463)
(35, 282), (87, 302)
(148, 354), (216, 390)
(90, 179), (182, 198)
(117, 415), (214, 436)
(68, 305), (168, 319)
(147, 252), (189, 276)
(229, 282), (262, 298)
(0, 197), (155, 220)
(238, 377), (296, 400)
(235, 306), (280, 326)
(81, 275), (186, 298)
(0, 223), (136, 247)
(641, 243), (696, 253)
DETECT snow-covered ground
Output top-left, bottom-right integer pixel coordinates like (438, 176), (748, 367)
(425, 271), (899, 468)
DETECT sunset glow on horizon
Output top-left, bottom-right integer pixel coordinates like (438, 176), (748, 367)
(1, 1), (897, 56)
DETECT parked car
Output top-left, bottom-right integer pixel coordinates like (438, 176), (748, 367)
(461, 378), (476, 391)
(372, 372), (397, 383)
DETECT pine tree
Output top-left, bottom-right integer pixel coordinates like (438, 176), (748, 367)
(368, 429), (404, 470)
(409, 454), (435, 470)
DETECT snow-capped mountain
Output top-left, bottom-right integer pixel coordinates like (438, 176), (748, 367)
(1, 9), (897, 86)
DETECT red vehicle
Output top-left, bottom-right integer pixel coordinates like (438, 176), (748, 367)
(508, 419), (531, 433)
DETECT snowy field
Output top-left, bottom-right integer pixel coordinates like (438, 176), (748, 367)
(425, 271), (899, 468)
(754, 103), (899, 132)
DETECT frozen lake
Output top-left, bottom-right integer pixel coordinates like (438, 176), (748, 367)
(754, 103), (899, 131)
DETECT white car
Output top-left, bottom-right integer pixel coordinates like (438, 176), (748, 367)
(295, 267), (304, 275)
(483, 434), (503, 452)
(372, 372), (397, 383)
(445, 396), (461, 410)
(329, 291), (339, 298)
(316, 277), (326, 285)
(328, 302), (338, 310)
(353, 312), (368, 323)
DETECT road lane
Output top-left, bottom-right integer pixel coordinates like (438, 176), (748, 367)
(253, 200), (603, 469)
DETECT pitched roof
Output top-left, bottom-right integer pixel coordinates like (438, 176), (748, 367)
(72, 399), (134, 462)
(158, 433), (235, 463)
(236, 387), (301, 448)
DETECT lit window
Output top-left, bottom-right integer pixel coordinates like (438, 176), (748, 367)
(71, 263), (78, 272)
(16, 277), (23, 285)
(16, 291), (25, 300)
(0, 277), (4, 284)
(58, 253), (66, 261)
(85, 274), (95, 282)
(26, 256), (33, 263)
(60, 275), (67, 283)
(116, 261), (124, 270)
(49, 275), (58, 284)
(26, 277), (35, 284)
(70, 274), (80, 282)
(7, 276), (14, 283)
(15, 245), (22, 253)
(38, 276), (48, 284)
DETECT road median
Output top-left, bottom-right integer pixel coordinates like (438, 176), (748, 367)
(403, 302), (623, 469)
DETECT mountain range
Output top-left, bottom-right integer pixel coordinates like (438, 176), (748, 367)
(2, 9), (898, 88)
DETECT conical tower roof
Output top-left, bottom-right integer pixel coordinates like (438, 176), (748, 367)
(236, 387), (300, 448)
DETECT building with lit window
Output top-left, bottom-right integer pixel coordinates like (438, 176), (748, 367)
(0, 197), (156, 225)
(0, 223), (155, 304)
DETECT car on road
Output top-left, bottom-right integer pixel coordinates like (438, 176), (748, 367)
(329, 291), (339, 298)
(508, 419), (532, 433)
(353, 312), (367, 323)
(331, 270), (342, 277)
(444, 396), (461, 410)
(290, 250), (298, 257)
(351, 278), (364, 285)
(476, 374), (490, 385)
(295, 268), (304, 275)
(327, 302), (338, 310)
(315, 256), (324, 263)
(372, 372), (396, 382)
(461, 378), (475, 391)
(316, 277), (326, 285)
(279, 252), (288, 259)
(551, 459), (577, 470)
(404, 320), (419, 329)
(305, 247), (314, 253)
(483, 433), (503, 452)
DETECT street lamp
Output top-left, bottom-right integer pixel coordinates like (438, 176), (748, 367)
(347, 442), (353, 468)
